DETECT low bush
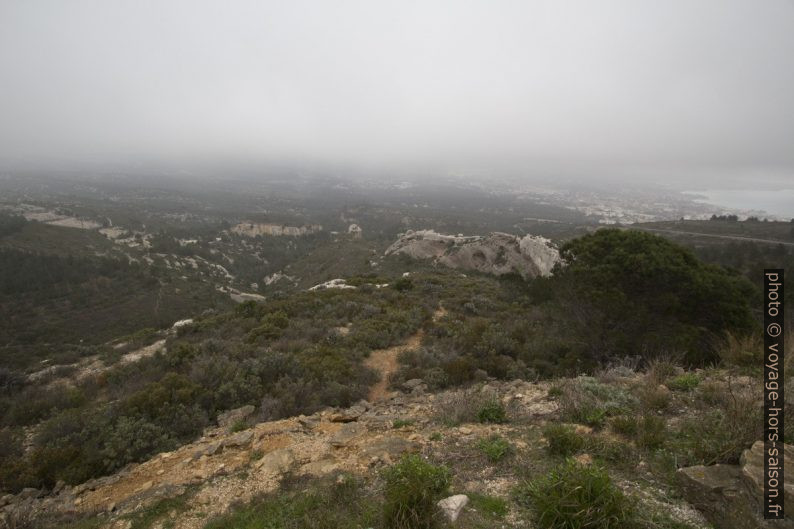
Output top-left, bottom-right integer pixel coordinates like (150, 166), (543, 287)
(433, 390), (498, 426)
(666, 373), (699, 392)
(544, 424), (585, 457)
(514, 459), (635, 529)
(717, 332), (763, 367)
(610, 415), (639, 437)
(673, 378), (761, 464)
(477, 435), (512, 462)
(645, 358), (679, 386)
(554, 377), (637, 428)
(477, 400), (508, 424)
(636, 415), (666, 450)
(382, 455), (451, 529)
(637, 384), (671, 413)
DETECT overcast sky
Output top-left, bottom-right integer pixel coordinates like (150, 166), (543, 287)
(1, 1), (793, 184)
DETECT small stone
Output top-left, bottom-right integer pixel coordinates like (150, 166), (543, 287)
(458, 427), (472, 435)
(330, 405), (365, 423)
(224, 430), (254, 448)
(437, 494), (469, 522)
(254, 448), (294, 475)
(19, 488), (42, 499)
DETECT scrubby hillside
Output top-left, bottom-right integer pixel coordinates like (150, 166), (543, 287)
(2, 362), (785, 529)
(0, 228), (786, 529)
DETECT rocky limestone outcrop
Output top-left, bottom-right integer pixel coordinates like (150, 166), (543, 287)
(385, 230), (559, 279)
(231, 222), (322, 237)
(677, 441), (794, 529)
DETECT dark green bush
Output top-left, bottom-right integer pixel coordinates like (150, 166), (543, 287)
(551, 229), (757, 364)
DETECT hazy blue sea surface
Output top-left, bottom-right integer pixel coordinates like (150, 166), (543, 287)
(685, 188), (794, 218)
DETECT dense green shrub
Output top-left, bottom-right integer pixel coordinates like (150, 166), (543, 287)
(550, 229), (757, 364)
(382, 455), (451, 529)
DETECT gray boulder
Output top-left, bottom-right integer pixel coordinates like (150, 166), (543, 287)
(677, 441), (794, 529)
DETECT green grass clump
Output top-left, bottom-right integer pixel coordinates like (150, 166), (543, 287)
(555, 377), (637, 428)
(666, 373), (700, 392)
(477, 435), (512, 462)
(382, 454), (451, 529)
(636, 415), (666, 450)
(468, 492), (508, 518)
(393, 418), (415, 429)
(477, 400), (508, 424)
(229, 419), (249, 433)
(544, 424), (585, 457)
(610, 415), (639, 437)
(514, 459), (635, 529)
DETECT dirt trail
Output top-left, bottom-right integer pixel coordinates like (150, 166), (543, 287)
(364, 306), (447, 402)
(364, 333), (423, 402)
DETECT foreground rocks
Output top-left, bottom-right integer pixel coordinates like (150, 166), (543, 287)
(0, 379), (555, 529)
(677, 441), (794, 529)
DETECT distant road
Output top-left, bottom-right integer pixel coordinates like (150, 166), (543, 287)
(631, 226), (794, 247)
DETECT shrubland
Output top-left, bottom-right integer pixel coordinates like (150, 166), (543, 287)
(0, 227), (778, 529)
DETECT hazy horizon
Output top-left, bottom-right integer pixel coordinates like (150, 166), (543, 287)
(2, 1), (794, 187)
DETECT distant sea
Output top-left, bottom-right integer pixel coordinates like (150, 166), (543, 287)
(684, 188), (794, 219)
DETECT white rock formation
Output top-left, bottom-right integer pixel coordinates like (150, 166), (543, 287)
(347, 223), (363, 238)
(308, 279), (356, 291)
(385, 230), (559, 279)
(231, 222), (322, 237)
